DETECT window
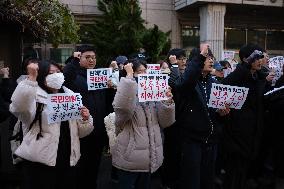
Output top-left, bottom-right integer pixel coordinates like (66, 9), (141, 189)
(50, 48), (73, 64)
(181, 26), (200, 48)
(266, 30), (284, 50)
(225, 29), (246, 49)
(247, 30), (266, 48)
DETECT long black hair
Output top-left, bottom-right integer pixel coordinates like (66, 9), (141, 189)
(132, 59), (147, 73)
(37, 60), (62, 93)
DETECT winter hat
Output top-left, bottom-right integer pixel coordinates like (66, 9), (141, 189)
(115, 56), (128, 65)
(213, 62), (225, 71)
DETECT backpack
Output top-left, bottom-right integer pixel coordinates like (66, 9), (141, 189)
(9, 102), (44, 164)
(104, 112), (119, 153)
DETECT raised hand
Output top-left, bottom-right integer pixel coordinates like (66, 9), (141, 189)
(27, 63), (39, 81)
(124, 63), (134, 78)
(200, 43), (210, 57)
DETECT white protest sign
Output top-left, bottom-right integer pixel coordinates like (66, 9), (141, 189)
(223, 68), (232, 78)
(110, 70), (120, 87)
(222, 50), (235, 61)
(269, 56), (284, 86)
(146, 64), (161, 74)
(87, 68), (112, 90)
(47, 93), (82, 124)
(208, 83), (249, 109)
(138, 74), (169, 102)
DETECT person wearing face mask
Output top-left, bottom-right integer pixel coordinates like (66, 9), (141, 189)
(9, 60), (94, 189)
(112, 60), (175, 189)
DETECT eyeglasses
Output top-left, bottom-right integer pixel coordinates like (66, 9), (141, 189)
(207, 56), (216, 61)
(178, 57), (187, 61)
(82, 55), (96, 61)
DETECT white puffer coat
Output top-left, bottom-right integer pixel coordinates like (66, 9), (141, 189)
(112, 77), (175, 173)
(10, 79), (94, 166)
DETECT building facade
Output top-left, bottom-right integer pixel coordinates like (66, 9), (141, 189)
(32, 0), (284, 63)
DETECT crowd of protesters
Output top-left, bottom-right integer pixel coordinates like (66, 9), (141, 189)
(0, 42), (284, 189)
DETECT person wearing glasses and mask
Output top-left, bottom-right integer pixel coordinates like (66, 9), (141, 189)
(63, 45), (111, 189)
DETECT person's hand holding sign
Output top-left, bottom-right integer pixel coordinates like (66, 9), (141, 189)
(216, 104), (230, 116)
(80, 106), (90, 121)
(162, 87), (174, 105)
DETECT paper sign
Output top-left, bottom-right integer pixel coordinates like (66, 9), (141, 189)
(87, 68), (112, 90)
(269, 56), (284, 86)
(146, 64), (161, 74)
(138, 74), (169, 102)
(222, 50), (235, 61)
(208, 83), (249, 109)
(47, 93), (82, 124)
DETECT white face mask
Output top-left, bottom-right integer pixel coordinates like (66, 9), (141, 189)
(45, 72), (65, 89)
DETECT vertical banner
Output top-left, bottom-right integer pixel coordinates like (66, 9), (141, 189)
(208, 83), (249, 109)
(47, 93), (83, 124)
(146, 64), (161, 74)
(87, 68), (112, 90)
(138, 74), (169, 102)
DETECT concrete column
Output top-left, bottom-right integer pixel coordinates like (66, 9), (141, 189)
(199, 4), (226, 60)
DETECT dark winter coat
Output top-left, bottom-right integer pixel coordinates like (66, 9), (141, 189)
(63, 60), (109, 136)
(174, 54), (223, 143)
(222, 63), (267, 159)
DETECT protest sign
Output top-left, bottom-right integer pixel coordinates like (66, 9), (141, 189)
(138, 74), (169, 102)
(222, 50), (235, 61)
(146, 64), (161, 74)
(269, 56), (284, 86)
(87, 68), (112, 90)
(47, 93), (82, 124)
(208, 83), (249, 109)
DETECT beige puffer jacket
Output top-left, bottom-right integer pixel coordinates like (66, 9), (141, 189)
(10, 79), (94, 166)
(112, 77), (175, 173)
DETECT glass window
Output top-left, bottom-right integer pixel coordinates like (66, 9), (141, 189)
(266, 30), (284, 50)
(50, 48), (73, 64)
(225, 29), (246, 49)
(181, 26), (200, 48)
(247, 30), (266, 48)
